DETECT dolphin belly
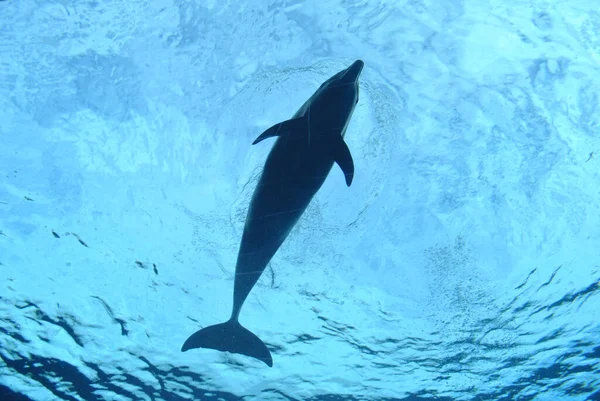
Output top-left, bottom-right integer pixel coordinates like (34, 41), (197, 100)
(232, 138), (335, 314)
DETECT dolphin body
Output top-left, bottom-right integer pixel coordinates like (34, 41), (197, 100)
(181, 60), (364, 367)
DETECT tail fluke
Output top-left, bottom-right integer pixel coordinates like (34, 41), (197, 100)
(181, 320), (273, 367)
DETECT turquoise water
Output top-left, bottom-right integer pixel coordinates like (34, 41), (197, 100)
(1, 1), (599, 400)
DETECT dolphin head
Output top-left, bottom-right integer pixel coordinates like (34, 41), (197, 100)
(321, 59), (364, 88)
(306, 60), (364, 138)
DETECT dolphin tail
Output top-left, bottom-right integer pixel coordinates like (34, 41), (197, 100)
(181, 320), (273, 367)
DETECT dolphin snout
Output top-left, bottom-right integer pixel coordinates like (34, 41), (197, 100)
(346, 60), (364, 81)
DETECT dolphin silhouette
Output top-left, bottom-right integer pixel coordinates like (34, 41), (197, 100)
(181, 60), (364, 367)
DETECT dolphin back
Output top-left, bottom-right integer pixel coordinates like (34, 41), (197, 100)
(181, 320), (273, 367)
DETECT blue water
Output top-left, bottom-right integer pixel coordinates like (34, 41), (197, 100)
(1, 0), (599, 400)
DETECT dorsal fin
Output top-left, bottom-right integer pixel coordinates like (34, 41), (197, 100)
(252, 116), (307, 145)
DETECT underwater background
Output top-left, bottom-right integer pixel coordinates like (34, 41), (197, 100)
(0, 0), (599, 400)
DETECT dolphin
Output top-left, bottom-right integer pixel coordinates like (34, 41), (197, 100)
(181, 60), (364, 367)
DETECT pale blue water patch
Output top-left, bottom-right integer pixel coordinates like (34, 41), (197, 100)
(0, 0), (599, 400)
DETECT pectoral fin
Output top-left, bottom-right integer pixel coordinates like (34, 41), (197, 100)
(252, 116), (307, 145)
(332, 138), (354, 186)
